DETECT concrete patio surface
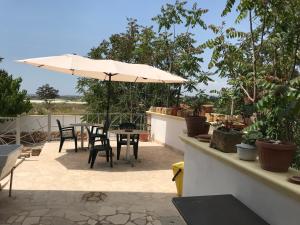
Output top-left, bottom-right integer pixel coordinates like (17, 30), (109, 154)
(0, 140), (185, 225)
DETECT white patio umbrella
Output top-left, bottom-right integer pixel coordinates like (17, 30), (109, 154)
(17, 54), (186, 120)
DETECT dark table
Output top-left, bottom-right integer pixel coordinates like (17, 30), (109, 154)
(172, 195), (269, 225)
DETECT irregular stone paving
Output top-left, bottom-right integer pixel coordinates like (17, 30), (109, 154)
(0, 141), (185, 225)
(0, 192), (185, 225)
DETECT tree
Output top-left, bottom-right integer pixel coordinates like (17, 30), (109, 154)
(152, 0), (212, 105)
(36, 84), (59, 110)
(219, 0), (300, 102)
(0, 69), (32, 116)
(78, 19), (181, 115)
(213, 0), (300, 168)
(204, 0), (300, 115)
(78, 1), (212, 115)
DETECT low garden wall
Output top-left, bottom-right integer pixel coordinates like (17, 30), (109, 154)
(0, 115), (84, 133)
(147, 111), (186, 153)
(180, 135), (300, 225)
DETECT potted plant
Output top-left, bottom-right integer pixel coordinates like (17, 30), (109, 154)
(236, 131), (263, 161)
(171, 106), (179, 116)
(31, 147), (42, 156)
(149, 106), (156, 112)
(254, 79), (299, 172)
(210, 121), (243, 153)
(184, 93), (210, 137)
(140, 133), (150, 142)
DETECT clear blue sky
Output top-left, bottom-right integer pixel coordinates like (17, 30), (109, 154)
(0, 0), (247, 95)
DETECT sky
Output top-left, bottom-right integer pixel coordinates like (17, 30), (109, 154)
(0, 0), (248, 95)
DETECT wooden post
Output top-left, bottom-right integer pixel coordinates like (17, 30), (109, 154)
(47, 113), (51, 141)
(16, 115), (20, 145)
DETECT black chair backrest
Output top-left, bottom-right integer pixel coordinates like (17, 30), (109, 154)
(56, 119), (63, 136)
(103, 119), (110, 134)
(91, 126), (98, 134)
(85, 126), (92, 136)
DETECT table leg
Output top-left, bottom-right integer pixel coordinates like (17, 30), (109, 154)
(9, 167), (14, 197)
(81, 126), (84, 149)
(126, 133), (130, 160)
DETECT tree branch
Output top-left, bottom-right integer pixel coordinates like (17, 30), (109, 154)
(258, 4), (267, 53)
(240, 83), (254, 103)
(289, 33), (300, 81)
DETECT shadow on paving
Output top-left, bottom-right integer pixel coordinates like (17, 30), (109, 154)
(0, 189), (185, 225)
(55, 145), (183, 172)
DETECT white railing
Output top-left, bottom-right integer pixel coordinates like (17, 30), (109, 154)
(0, 112), (147, 146)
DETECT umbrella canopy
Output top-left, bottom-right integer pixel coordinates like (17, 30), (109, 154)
(17, 54), (186, 83)
(17, 54), (187, 123)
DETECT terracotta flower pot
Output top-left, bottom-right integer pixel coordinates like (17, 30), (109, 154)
(161, 107), (167, 114)
(156, 107), (162, 114)
(140, 133), (149, 142)
(177, 110), (183, 117)
(185, 116), (209, 137)
(171, 108), (178, 116)
(256, 140), (296, 172)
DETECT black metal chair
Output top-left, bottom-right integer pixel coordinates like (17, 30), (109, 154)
(86, 125), (102, 149)
(99, 119), (110, 139)
(116, 122), (139, 160)
(56, 119), (77, 152)
(86, 120), (110, 148)
(89, 136), (113, 168)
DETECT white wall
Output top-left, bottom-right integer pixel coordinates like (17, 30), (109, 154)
(149, 113), (186, 153)
(183, 142), (300, 225)
(0, 115), (85, 133)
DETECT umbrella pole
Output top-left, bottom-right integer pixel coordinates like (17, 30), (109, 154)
(106, 74), (112, 124)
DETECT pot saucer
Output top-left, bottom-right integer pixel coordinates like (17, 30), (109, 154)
(288, 176), (300, 185)
(195, 134), (212, 142)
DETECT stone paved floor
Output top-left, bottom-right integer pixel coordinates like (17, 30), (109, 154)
(0, 140), (185, 225)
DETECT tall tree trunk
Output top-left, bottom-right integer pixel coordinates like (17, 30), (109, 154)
(249, 10), (257, 103)
(176, 85), (182, 107)
(289, 33), (300, 81)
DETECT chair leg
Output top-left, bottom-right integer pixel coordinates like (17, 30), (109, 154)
(88, 150), (92, 163)
(110, 147), (113, 168)
(134, 145), (138, 159)
(74, 137), (78, 152)
(59, 138), (65, 152)
(117, 144), (121, 160)
(90, 149), (98, 168)
(106, 150), (109, 162)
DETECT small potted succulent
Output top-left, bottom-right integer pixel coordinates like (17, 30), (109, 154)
(236, 131), (263, 161)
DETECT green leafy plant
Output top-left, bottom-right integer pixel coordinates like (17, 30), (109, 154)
(218, 0), (300, 168)
(251, 77), (300, 143)
(182, 90), (209, 116)
(0, 69), (32, 116)
(242, 130), (263, 145)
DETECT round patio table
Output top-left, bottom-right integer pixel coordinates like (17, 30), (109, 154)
(109, 129), (148, 166)
(70, 123), (103, 149)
